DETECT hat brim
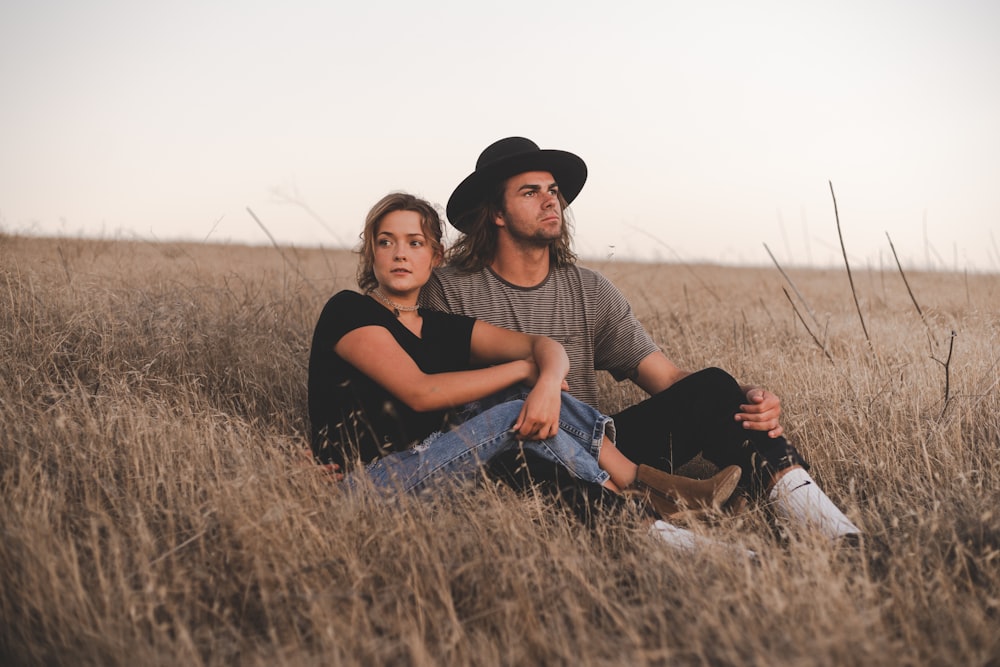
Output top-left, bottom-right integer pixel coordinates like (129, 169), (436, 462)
(446, 149), (587, 232)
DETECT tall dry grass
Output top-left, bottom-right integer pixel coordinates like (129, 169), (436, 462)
(2, 234), (999, 666)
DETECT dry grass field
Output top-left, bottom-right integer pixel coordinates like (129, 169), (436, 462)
(2, 232), (998, 666)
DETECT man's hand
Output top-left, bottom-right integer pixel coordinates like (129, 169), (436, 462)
(735, 387), (784, 438)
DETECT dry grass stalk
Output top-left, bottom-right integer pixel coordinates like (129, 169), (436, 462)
(781, 287), (835, 365)
(764, 242), (821, 333)
(829, 181), (871, 348)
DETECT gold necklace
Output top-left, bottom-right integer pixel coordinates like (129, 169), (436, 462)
(371, 289), (419, 317)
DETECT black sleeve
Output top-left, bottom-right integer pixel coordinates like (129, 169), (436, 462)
(313, 290), (392, 350)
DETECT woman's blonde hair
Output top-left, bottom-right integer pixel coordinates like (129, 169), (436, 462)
(356, 193), (444, 292)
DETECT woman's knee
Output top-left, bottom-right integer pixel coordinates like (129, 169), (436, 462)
(483, 398), (525, 419)
(463, 399), (524, 435)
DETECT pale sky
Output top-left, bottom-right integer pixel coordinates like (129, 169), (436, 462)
(2, 0), (998, 270)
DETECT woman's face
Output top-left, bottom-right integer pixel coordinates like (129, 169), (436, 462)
(373, 209), (440, 298)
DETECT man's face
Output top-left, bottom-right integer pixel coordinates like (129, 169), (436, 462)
(495, 171), (563, 245)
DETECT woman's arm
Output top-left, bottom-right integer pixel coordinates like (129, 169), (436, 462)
(468, 321), (569, 441)
(334, 325), (534, 413)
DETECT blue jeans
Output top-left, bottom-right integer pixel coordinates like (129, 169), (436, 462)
(349, 389), (614, 496)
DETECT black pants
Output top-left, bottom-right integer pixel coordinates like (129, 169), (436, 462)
(613, 367), (807, 493)
(488, 367), (808, 522)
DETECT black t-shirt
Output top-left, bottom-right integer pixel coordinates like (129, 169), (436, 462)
(307, 290), (475, 469)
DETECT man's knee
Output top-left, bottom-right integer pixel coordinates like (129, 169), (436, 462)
(682, 367), (742, 396)
(651, 367), (744, 412)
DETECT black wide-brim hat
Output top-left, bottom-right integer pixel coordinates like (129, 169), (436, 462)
(446, 137), (588, 232)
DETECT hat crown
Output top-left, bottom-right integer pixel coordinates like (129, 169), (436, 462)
(447, 136), (586, 232)
(476, 137), (540, 171)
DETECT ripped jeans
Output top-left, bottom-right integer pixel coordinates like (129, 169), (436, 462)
(350, 387), (614, 496)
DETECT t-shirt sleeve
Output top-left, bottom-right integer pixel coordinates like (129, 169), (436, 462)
(314, 290), (386, 348)
(590, 272), (661, 381)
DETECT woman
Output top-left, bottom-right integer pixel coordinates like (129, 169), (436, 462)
(307, 193), (740, 525)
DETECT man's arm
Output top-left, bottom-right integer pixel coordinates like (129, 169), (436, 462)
(630, 351), (784, 439)
(630, 350), (690, 395)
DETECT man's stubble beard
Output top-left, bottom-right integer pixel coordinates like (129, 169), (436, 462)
(502, 213), (562, 249)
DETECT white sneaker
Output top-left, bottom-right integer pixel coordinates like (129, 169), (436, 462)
(650, 520), (757, 559)
(769, 466), (861, 542)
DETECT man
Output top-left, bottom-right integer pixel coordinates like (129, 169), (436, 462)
(421, 136), (860, 543)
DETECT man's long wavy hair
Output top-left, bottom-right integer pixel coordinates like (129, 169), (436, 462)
(356, 192), (444, 292)
(445, 179), (577, 273)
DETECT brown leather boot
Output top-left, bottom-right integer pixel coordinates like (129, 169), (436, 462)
(630, 464), (742, 520)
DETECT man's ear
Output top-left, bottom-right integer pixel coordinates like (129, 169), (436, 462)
(493, 210), (505, 228)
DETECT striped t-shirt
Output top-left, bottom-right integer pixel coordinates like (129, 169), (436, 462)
(420, 264), (660, 408)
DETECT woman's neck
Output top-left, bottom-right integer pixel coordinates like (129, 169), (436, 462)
(368, 289), (422, 337)
(370, 288), (419, 317)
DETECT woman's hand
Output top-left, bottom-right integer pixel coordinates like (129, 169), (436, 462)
(512, 377), (564, 440)
(318, 461), (344, 482)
